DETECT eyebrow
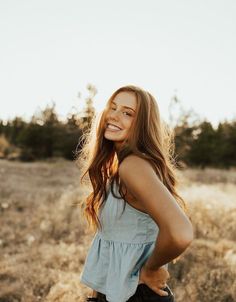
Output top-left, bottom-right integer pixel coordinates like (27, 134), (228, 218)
(111, 101), (136, 112)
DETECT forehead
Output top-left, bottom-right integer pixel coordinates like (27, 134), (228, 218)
(112, 91), (137, 109)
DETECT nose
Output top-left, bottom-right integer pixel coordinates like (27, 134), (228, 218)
(109, 109), (120, 121)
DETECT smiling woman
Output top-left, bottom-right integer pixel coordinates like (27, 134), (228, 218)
(104, 91), (137, 151)
(77, 85), (193, 302)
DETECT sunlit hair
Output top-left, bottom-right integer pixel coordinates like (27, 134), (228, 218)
(77, 85), (188, 233)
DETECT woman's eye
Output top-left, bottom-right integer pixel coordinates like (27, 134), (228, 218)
(123, 111), (132, 116)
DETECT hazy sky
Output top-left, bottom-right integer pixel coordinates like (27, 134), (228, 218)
(0, 0), (235, 126)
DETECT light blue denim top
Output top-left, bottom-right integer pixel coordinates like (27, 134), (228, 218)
(80, 184), (168, 302)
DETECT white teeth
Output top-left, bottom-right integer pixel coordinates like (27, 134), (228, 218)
(107, 124), (121, 130)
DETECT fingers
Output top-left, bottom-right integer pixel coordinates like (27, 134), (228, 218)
(156, 288), (169, 296)
(161, 282), (167, 288)
(149, 285), (169, 297)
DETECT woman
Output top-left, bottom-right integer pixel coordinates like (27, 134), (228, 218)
(78, 85), (194, 302)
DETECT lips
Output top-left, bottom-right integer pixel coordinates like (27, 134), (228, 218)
(106, 123), (122, 130)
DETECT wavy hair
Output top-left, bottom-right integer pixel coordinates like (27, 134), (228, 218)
(77, 85), (188, 232)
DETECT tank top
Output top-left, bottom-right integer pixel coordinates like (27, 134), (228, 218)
(80, 183), (168, 302)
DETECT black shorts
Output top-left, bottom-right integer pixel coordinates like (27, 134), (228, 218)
(96, 283), (175, 302)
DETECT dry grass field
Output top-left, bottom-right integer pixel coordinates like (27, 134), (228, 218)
(0, 159), (235, 302)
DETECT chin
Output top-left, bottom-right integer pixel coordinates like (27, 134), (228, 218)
(104, 132), (123, 142)
(104, 134), (118, 141)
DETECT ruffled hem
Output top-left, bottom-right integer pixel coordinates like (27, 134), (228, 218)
(80, 234), (159, 302)
(80, 275), (106, 296)
(80, 272), (141, 302)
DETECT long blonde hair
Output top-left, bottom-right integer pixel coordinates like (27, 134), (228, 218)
(77, 85), (187, 232)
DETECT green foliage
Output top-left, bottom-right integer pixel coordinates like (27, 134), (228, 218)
(187, 121), (216, 168)
(55, 114), (83, 160)
(0, 117), (27, 146)
(215, 121), (236, 167)
(169, 95), (236, 168)
(173, 119), (236, 168)
(0, 84), (97, 161)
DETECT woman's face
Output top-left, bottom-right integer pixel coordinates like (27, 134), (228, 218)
(104, 91), (137, 150)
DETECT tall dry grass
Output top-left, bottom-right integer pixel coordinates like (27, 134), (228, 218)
(0, 160), (235, 302)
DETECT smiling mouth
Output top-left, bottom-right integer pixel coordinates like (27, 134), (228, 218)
(106, 123), (122, 131)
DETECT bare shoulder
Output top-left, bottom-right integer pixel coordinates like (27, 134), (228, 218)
(119, 154), (152, 171)
(119, 154), (154, 171)
(118, 154), (156, 181)
(118, 155), (192, 235)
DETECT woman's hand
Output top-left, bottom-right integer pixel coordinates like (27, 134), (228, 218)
(138, 265), (170, 296)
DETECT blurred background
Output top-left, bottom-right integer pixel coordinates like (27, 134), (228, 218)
(0, 1), (235, 301)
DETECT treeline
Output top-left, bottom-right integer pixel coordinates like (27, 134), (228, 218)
(0, 88), (235, 168)
(0, 84), (96, 161)
(0, 106), (84, 161)
(174, 119), (236, 168)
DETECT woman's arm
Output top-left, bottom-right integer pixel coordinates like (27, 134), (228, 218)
(118, 155), (194, 270)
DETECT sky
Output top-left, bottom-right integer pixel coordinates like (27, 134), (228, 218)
(0, 0), (235, 127)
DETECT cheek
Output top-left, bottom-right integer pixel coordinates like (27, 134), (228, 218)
(123, 119), (133, 131)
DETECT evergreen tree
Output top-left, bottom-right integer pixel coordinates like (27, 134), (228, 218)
(188, 121), (216, 168)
